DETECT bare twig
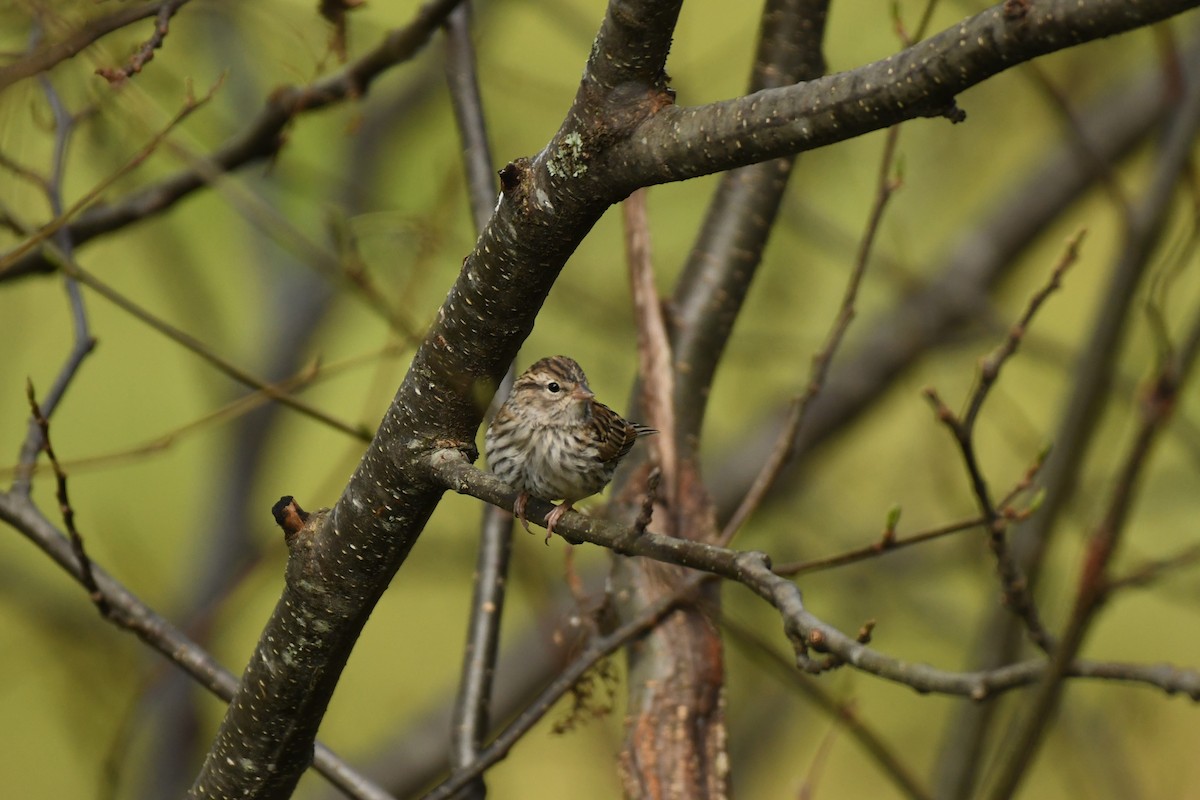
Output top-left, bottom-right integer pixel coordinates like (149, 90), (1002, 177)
(720, 125), (902, 544)
(94, 0), (192, 84)
(773, 515), (986, 577)
(0, 79), (220, 273)
(321, 0), (367, 62)
(0, 0), (466, 282)
(0, 2), (167, 91)
(631, 466), (662, 538)
(937, 45), (1200, 799)
(1103, 543), (1200, 594)
(24, 381), (108, 615)
(923, 232), (1084, 652)
(987, 309), (1200, 800)
(961, 230), (1085, 433)
(46, 251), (369, 440)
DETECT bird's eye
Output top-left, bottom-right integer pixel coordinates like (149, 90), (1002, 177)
(547, 382), (561, 393)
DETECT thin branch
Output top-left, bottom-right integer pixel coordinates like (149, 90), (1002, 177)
(444, 2), (496, 233)
(12, 76), (98, 495)
(429, 451), (1200, 700)
(0, 0), (466, 282)
(310, 595), (592, 800)
(719, 124), (901, 545)
(0, 346), (403, 481)
(0, 151), (49, 191)
(1103, 543), (1200, 594)
(24, 381), (107, 615)
(773, 515), (986, 577)
(986, 312), (1200, 800)
(611, 0), (1199, 188)
(0, 492), (395, 800)
(45, 250), (369, 440)
(668, 0), (829, 451)
(962, 230), (1085, 433)
(94, 0), (192, 84)
(424, 576), (703, 800)
(0, 2), (164, 91)
(0, 79), (220, 273)
(922, 232), (1084, 652)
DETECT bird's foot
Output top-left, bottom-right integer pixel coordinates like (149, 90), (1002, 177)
(543, 502), (573, 545)
(513, 491), (533, 534)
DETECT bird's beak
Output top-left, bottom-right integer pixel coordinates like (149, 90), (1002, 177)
(572, 386), (594, 401)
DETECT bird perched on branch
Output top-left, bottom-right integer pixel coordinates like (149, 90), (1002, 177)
(485, 355), (656, 541)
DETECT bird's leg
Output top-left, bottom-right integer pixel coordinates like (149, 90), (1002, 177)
(512, 491), (533, 534)
(544, 501), (574, 544)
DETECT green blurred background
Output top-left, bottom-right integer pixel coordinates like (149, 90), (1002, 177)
(1, 0), (1199, 797)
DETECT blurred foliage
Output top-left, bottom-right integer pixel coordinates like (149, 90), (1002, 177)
(1, 0), (1199, 798)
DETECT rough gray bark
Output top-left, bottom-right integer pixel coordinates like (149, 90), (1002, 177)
(181, 1), (1200, 796)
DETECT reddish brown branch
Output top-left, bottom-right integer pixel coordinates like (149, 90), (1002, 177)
(94, 0), (193, 84)
(624, 189), (678, 505)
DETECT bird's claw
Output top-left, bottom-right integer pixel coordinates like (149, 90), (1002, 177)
(543, 502), (572, 545)
(513, 492), (533, 534)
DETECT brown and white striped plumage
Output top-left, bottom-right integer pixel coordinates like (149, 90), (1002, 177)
(485, 356), (655, 539)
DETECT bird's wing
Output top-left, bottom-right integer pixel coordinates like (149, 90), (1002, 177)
(592, 402), (656, 462)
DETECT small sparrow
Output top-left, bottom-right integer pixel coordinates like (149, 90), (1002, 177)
(485, 355), (656, 541)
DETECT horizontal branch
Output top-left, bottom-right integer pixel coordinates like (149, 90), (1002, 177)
(608, 0), (1200, 187)
(427, 450), (1200, 701)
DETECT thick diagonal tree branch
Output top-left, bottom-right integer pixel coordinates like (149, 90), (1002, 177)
(186, 2), (686, 795)
(185, 1), (1200, 797)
